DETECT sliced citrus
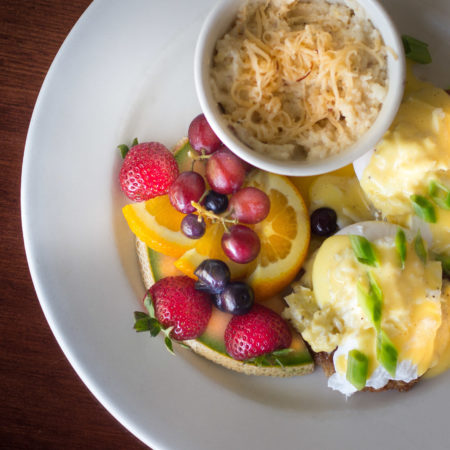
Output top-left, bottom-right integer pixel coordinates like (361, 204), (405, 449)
(174, 222), (250, 279)
(122, 195), (195, 258)
(245, 170), (310, 300)
(175, 170), (310, 300)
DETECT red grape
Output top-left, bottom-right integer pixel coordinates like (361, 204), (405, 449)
(221, 225), (260, 264)
(188, 114), (222, 155)
(229, 187), (270, 224)
(206, 148), (246, 195)
(169, 171), (205, 214)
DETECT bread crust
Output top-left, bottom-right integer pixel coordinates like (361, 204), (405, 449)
(312, 351), (419, 392)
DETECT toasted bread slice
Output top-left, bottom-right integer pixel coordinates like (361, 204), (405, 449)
(312, 351), (419, 392)
(136, 237), (314, 377)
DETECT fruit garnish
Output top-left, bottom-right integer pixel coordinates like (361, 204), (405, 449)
(224, 304), (291, 361)
(245, 170), (310, 299)
(122, 195), (195, 258)
(188, 113), (222, 155)
(203, 190), (229, 214)
(213, 281), (254, 315)
(138, 276), (212, 342)
(175, 222), (250, 279)
(181, 214), (206, 239)
(228, 187), (270, 224)
(118, 137), (138, 159)
(169, 171), (206, 214)
(194, 259), (231, 294)
(134, 295), (176, 354)
(310, 207), (338, 236)
(222, 225), (261, 264)
(135, 238), (314, 376)
(206, 147), (246, 194)
(119, 142), (179, 201)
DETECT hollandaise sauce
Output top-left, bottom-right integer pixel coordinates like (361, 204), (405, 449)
(360, 63), (450, 257)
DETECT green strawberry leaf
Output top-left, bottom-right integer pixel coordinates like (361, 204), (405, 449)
(135, 293), (175, 353)
(133, 315), (152, 332)
(165, 336), (175, 355)
(118, 138), (139, 159)
(118, 144), (130, 159)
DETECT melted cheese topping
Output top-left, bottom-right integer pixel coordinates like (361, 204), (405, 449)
(360, 63), (450, 255)
(210, 0), (388, 160)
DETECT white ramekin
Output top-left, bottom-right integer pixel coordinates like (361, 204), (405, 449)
(194, 0), (405, 176)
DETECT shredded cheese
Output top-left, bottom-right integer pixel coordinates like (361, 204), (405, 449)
(210, 0), (388, 161)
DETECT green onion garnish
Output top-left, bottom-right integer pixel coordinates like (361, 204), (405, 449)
(395, 228), (407, 269)
(357, 272), (383, 331)
(346, 349), (369, 391)
(377, 330), (398, 377)
(402, 35), (432, 64)
(349, 235), (379, 267)
(414, 231), (428, 264)
(410, 195), (437, 223)
(429, 180), (450, 210)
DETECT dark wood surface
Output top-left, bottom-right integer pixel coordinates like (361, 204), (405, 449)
(0, 1), (149, 448)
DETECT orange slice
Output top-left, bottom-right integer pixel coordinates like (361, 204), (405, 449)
(245, 171), (310, 299)
(175, 170), (310, 300)
(122, 195), (195, 258)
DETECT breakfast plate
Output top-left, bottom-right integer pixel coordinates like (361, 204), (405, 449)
(21, 0), (450, 449)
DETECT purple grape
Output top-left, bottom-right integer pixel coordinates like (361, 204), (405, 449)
(194, 259), (230, 294)
(213, 282), (254, 315)
(181, 214), (206, 239)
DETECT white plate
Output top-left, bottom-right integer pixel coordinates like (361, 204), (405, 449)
(21, 0), (450, 449)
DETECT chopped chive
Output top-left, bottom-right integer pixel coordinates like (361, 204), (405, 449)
(357, 272), (382, 331)
(402, 35), (432, 64)
(377, 330), (398, 377)
(346, 349), (369, 391)
(429, 180), (450, 210)
(414, 231), (428, 264)
(410, 195), (437, 223)
(395, 228), (407, 269)
(349, 235), (379, 267)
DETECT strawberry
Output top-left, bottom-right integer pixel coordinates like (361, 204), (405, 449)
(134, 276), (212, 347)
(119, 142), (179, 201)
(224, 304), (291, 361)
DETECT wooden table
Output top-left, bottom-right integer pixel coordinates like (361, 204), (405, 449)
(0, 1), (149, 448)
